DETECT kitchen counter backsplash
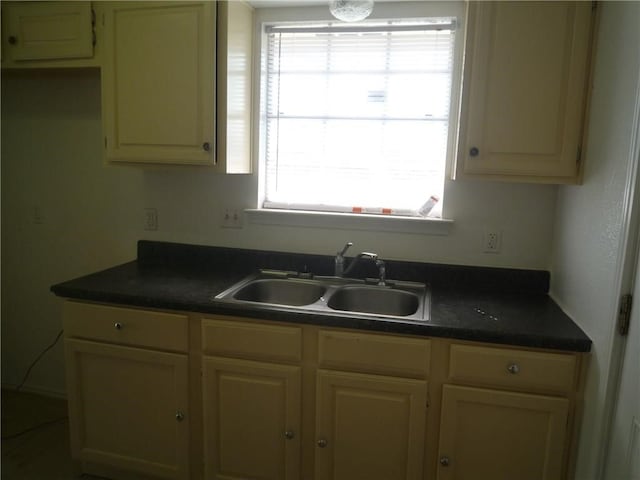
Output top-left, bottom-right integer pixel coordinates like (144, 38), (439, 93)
(137, 240), (550, 294)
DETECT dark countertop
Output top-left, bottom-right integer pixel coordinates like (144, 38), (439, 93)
(51, 241), (592, 353)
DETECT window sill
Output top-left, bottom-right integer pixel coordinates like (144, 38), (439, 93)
(245, 209), (453, 235)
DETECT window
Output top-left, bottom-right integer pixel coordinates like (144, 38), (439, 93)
(258, 9), (461, 219)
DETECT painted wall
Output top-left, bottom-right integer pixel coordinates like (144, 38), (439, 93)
(550, 2), (640, 479)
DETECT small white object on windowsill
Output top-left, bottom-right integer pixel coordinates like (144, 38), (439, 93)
(417, 195), (440, 217)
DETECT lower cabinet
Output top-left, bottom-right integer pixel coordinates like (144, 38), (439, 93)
(315, 369), (427, 480)
(437, 385), (569, 480)
(202, 356), (302, 480)
(62, 304), (586, 480)
(63, 301), (190, 480)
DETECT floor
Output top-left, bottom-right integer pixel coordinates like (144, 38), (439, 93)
(1, 389), (102, 480)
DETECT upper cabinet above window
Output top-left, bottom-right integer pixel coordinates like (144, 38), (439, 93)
(456, 1), (596, 184)
(1, 1), (100, 68)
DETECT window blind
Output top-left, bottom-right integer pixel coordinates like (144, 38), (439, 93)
(263, 19), (457, 216)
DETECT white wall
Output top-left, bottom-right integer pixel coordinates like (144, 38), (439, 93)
(550, 2), (640, 479)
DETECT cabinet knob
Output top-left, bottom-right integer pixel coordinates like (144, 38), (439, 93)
(284, 430), (295, 440)
(175, 411), (185, 422)
(317, 438), (328, 448)
(114, 322), (123, 330)
(507, 363), (520, 374)
(8, 36), (17, 45)
(469, 146), (480, 157)
(202, 142), (211, 152)
(439, 456), (450, 467)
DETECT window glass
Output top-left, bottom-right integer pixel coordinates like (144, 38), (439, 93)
(262, 19), (458, 217)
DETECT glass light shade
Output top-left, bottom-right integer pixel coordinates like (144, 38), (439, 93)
(329, 0), (374, 22)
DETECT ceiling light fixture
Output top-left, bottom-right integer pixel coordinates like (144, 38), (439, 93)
(329, 0), (374, 22)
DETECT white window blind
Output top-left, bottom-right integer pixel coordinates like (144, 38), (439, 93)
(263, 19), (457, 216)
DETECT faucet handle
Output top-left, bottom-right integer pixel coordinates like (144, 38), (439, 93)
(338, 242), (353, 256)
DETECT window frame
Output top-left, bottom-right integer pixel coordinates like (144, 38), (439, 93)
(250, 1), (466, 232)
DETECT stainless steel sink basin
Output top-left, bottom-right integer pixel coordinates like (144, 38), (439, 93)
(215, 270), (430, 322)
(327, 285), (420, 316)
(232, 278), (326, 306)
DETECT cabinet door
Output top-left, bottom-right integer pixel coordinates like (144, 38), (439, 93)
(3, 1), (94, 61)
(203, 356), (301, 480)
(315, 369), (428, 480)
(102, 2), (215, 165)
(437, 385), (569, 480)
(458, 1), (593, 182)
(64, 338), (190, 480)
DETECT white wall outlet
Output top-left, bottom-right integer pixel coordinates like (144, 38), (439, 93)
(32, 206), (44, 225)
(483, 228), (502, 253)
(144, 208), (158, 231)
(221, 208), (243, 229)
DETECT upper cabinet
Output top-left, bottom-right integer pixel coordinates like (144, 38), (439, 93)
(101, 1), (253, 170)
(1, 1), (100, 68)
(101, 2), (216, 166)
(456, 1), (595, 183)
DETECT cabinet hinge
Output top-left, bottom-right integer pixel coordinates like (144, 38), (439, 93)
(618, 293), (633, 336)
(577, 146), (582, 166)
(91, 9), (97, 47)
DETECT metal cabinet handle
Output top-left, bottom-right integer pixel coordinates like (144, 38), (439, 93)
(114, 322), (123, 330)
(202, 142), (211, 152)
(176, 411), (185, 422)
(439, 456), (450, 467)
(469, 146), (479, 157)
(317, 439), (328, 448)
(8, 36), (17, 45)
(284, 430), (295, 440)
(507, 363), (520, 374)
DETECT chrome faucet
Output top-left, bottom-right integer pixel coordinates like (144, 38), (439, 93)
(335, 242), (353, 277)
(342, 251), (387, 286)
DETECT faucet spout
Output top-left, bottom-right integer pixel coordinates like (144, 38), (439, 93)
(335, 242), (353, 277)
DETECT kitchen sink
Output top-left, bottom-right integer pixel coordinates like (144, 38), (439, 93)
(327, 285), (420, 316)
(232, 278), (326, 306)
(214, 270), (429, 321)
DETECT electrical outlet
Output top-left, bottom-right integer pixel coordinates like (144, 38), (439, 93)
(483, 228), (502, 253)
(32, 206), (44, 225)
(221, 208), (243, 229)
(144, 208), (158, 231)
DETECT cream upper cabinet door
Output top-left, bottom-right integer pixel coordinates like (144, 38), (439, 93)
(64, 338), (190, 480)
(202, 356), (302, 480)
(437, 385), (569, 480)
(457, 1), (594, 183)
(2, 1), (94, 62)
(315, 369), (428, 480)
(102, 2), (215, 165)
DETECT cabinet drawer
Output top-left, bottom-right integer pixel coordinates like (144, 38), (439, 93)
(318, 330), (431, 378)
(63, 301), (188, 352)
(449, 344), (577, 393)
(202, 317), (302, 363)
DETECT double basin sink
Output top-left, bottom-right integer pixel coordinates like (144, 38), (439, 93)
(215, 270), (430, 322)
